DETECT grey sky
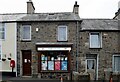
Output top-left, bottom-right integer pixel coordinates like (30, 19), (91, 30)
(0, 0), (119, 18)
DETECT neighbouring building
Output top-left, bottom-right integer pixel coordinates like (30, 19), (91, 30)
(0, 0), (120, 80)
(0, 14), (21, 76)
(79, 19), (120, 80)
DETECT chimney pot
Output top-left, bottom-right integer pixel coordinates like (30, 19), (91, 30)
(75, 1), (77, 5)
(73, 1), (79, 15)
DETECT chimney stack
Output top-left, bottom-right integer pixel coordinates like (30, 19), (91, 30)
(118, 1), (120, 9)
(27, 0), (35, 14)
(73, 1), (79, 15)
(118, 1), (120, 19)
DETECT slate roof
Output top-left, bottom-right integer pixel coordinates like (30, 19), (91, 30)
(0, 13), (119, 31)
(0, 14), (26, 22)
(0, 12), (80, 22)
(81, 19), (119, 30)
(17, 12), (80, 21)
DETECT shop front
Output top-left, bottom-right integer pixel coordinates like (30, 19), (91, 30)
(36, 43), (73, 79)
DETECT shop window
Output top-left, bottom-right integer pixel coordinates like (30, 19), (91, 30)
(58, 26), (67, 41)
(0, 23), (5, 40)
(40, 51), (68, 72)
(113, 55), (120, 72)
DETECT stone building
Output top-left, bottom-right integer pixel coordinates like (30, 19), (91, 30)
(79, 19), (120, 80)
(0, 14), (25, 76)
(16, 0), (80, 79)
(0, 0), (120, 80)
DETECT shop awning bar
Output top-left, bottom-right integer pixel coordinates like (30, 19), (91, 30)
(37, 47), (71, 51)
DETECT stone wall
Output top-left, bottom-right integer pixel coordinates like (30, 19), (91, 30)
(78, 31), (120, 80)
(17, 21), (80, 77)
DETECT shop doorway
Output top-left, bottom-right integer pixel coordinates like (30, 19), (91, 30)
(22, 50), (31, 76)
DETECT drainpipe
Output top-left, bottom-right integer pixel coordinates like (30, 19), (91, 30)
(76, 21), (79, 72)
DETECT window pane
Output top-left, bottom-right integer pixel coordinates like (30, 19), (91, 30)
(0, 23), (5, 40)
(55, 60), (60, 70)
(0, 27), (4, 31)
(114, 56), (120, 72)
(23, 26), (30, 40)
(0, 32), (5, 39)
(48, 61), (54, 70)
(0, 44), (1, 60)
(90, 33), (100, 48)
(41, 61), (47, 70)
(58, 26), (67, 41)
(61, 61), (67, 70)
(87, 60), (94, 69)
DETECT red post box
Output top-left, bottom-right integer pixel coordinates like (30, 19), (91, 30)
(10, 60), (15, 68)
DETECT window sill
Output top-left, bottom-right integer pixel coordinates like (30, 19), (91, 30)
(112, 72), (120, 75)
(89, 47), (102, 49)
(57, 40), (68, 42)
(21, 39), (31, 42)
(0, 39), (5, 41)
(40, 70), (69, 73)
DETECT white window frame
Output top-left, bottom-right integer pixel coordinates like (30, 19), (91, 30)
(21, 25), (31, 41)
(58, 25), (67, 41)
(85, 54), (99, 80)
(0, 41), (2, 61)
(0, 23), (5, 40)
(89, 32), (102, 48)
(86, 59), (96, 71)
(112, 55), (120, 72)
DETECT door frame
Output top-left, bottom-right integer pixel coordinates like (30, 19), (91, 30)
(22, 50), (32, 76)
(85, 54), (99, 80)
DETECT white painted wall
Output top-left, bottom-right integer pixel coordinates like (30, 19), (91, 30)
(0, 23), (17, 73)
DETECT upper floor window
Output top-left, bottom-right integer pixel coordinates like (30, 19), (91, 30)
(0, 23), (5, 40)
(89, 32), (102, 48)
(58, 26), (67, 41)
(113, 55), (120, 72)
(0, 43), (2, 60)
(21, 25), (31, 41)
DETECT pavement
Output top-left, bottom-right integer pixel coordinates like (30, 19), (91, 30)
(1, 76), (70, 82)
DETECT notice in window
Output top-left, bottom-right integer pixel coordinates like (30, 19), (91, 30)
(48, 61), (54, 70)
(41, 61), (47, 70)
(61, 61), (67, 70)
(55, 60), (60, 70)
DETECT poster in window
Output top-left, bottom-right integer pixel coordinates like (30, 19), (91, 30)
(55, 60), (60, 70)
(48, 61), (54, 70)
(45, 57), (47, 60)
(41, 55), (47, 60)
(41, 54), (45, 60)
(41, 61), (47, 70)
(61, 61), (67, 70)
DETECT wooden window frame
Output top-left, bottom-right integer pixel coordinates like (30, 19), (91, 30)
(89, 32), (102, 48)
(38, 51), (70, 73)
(21, 25), (31, 41)
(57, 26), (68, 41)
